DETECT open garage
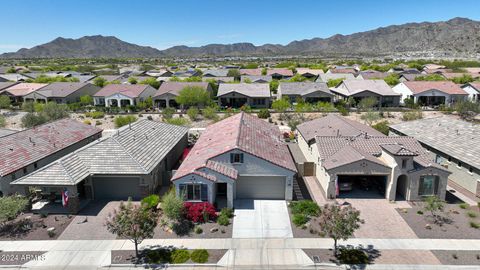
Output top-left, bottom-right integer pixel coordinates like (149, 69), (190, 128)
(337, 175), (387, 198)
(236, 176), (286, 200)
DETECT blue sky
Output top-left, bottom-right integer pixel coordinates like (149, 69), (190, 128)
(1, 0), (479, 53)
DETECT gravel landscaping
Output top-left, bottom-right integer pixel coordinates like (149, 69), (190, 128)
(153, 220), (232, 239)
(432, 250), (480, 265)
(0, 213), (74, 240)
(396, 202), (480, 239)
(111, 249), (227, 265)
(289, 207), (325, 238)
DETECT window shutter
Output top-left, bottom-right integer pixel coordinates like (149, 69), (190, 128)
(240, 154), (244, 163)
(201, 184), (208, 201)
(230, 153), (234, 163)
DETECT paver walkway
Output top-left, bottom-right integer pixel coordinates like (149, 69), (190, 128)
(232, 200), (293, 238)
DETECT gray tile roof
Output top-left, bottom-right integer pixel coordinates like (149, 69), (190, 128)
(217, 83), (271, 98)
(333, 79), (400, 97)
(12, 120), (188, 186)
(241, 75), (272, 83)
(278, 82), (333, 97)
(203, 69), (229, 77)
(32, 82), (99, 98)
(390, 117), (480, 169)
(316, 73), (356, 83)
(0, 82), (18, 91)
(0, 128), (17, 138)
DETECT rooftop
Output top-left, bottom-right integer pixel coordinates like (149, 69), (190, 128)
(278, 82), (333, 97)
(2, 83), (48, 97)
(334, 79), (400, 96)
(217, 83), (271, 98)
(93, 84), (152, 98)
(31, 82), (98, 98)
(154, 81), (210, 97)
(403, 81), (468, 95)
(316, 73), (356, 83)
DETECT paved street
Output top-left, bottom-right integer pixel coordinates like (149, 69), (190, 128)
(232, 200), (293, 238)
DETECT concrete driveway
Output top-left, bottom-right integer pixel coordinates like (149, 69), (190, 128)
(232, 200), (293, 238)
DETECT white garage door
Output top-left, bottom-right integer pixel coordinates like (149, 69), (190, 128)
(236, 176), (286, 199)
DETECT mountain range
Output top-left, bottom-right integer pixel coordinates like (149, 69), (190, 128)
(1, 17), (480, 59)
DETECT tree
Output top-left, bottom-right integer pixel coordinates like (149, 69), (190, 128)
(360, 111), (381, 126)
(423, 196), (445, 225)
(80, 95), (93, 106)
(451, 74), (474, 84)
(6, 67), (16, 73)
(93, 77), (107, 87)
(128, 77), (138, 84)
(22, 101), (35, 113)
(161, 189), (184, 222)
(327, 78), (344, 88)
(42, 102), (69, 121)
(0, 196), (29, 225)
(288, 74), (307, 82)
(453, 100), (480, 120)
(114, 115), (137, 128)
(415, 74), (445, 81)
(271, 97), (291, 113)
(357, 97), (378, 111)
(269, 80), (279, 93)
(227, 69), (240, 79)
(21, 113), (48, 128)
(318, 204), (363, 255)
(261, 68), (267, 76)
(371, 120), (389, 135)
(383, 73), (400, 86)
(140, 77), (160, 89)
(106, 200), (158, 257)
(0, 95), (11, 109)
(175, 86), (212, 108)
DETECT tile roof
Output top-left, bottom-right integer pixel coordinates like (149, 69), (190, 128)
(316, 73), (357, 82)
(0, 119), (102, 177)
(153, 82), (210, 97)
(267, 68), (294, 77)
(241, 75), (272, 83)
(333, 79), (400, 96)
(399, 74), (422, 81)
(0, 74), (31, 82)
(359, 71), (390, 80)
(329, 68), (357, 74)
(296, 68), (324, 76)
(31, 82), (99, 98)
(390, 117), (480, 170)
(0, 128), (17, 138)
(172, 112), (297, 181)
(2, 83), (48, 97)
(0, 82), (18, 91)
(12, 120), (188, 186)
(278, 82), (333, 97)
(217, 83), (271, 98)
(93, 84), (151, 98)
(463, 82), (480, 92)
(380, 144), (418, 156)
(297, 114), (385, 142)
(239, 69), (262, 76)
(403, 81), (467, 95)
(203, 69), (230, 77)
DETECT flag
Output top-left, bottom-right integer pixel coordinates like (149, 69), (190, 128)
(335, 176), (339, 197)
(62, 189), (69, 207)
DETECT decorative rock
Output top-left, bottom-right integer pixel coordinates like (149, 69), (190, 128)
(425, 224), (432, 230)
(210, 227), (218, 233)
(47, 227), (56, 232)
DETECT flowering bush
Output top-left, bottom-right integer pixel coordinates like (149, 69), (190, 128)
(184, 202), (217, 223)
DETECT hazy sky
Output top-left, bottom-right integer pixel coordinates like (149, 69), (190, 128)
(1, 0), (479, 53)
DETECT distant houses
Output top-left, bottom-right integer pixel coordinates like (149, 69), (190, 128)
(331, 79), (401, 107)
(217, 83), (271, 108)
(277, 82), (333, 103)
(93, 84), (157, 107)
(23, 82), (100, 104)
(153, 82), (212, 108)
(392, 81), (468, 106)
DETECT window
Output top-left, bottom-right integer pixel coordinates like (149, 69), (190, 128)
(23, 168), (27, 174)
(418, 175), (439, 196)
(11, 173), (16, 180)
(401, 159), (408, 169)
(179, 184), (208, 201)
(34, 162), (38, 169)
(230, 153), (244, 163)
(435, 155), (442, 164)
(253, 98), (266, 105)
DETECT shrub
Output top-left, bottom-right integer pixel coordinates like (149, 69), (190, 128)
(171, 249), (190, 264)
(0, 196), (29, 223)
(141, 195), (160, 210)
(417, 210), (424, 215)
(469, 221), (479, 229)
(0, 95), (11, 109)
(145, 248), (173, 264)
(290, 200), (320, 217)
(85, 111), (105, 119)
(217, 214), (230, 226)
(372, 120), (389, 135)
(114, 115), (137, 128)
(162, 107), (175, 119)
(220, 208), (234, 218)
(467, 211), (478, 218)
(292, 213), (309, 227)
(459, 203), (468, 209)
(402, 110), (423, 121)
(187, 107), (199, 121)
(337, 106), (349, 116)
(0, 115), (6, 128)
(165, 117), (190, 126)
(194, 226), (203, 234)
(161, 190), (184, 222)
(337, 247), (369, 264)
(190, 249), (209, 263)
(257, 109), (271, 119)
(47, 230), (56, 238)
(95, 120), (102, 126)
(83, 120), (91, 125)
(184, 202), (217, 223)
(202, 106), (218, 120)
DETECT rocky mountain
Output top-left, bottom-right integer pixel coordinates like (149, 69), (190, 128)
(2, 17), (480, 58)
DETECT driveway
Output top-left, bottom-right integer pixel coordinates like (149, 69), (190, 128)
(338, 190), (417, 239)
(232, 200), (293, 238)
(59, 201), (132, 240)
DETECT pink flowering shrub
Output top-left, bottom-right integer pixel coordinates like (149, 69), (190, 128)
(184, 202), (217, 223)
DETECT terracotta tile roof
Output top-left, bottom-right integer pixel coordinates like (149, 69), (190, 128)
(153, 82), (209, 97)
(296, 68), (324, 76)
(403, 81), (467, 95)
(330, 68), (357, 74)
(0, 119), (102, 177)
(380, 144), (418, 156)
(239, 69), (262, 76)
(172, 112), (296, 181)
(267, 68), (294, 77)
(93, 84), (151, 98)
(297, 114), (384, 142)
(0, 82), (18, 92)
(2, 83), (48, 97)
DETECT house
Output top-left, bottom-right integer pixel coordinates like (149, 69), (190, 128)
(0, 128), (17, 138)
(239, 69), (263, 76)
(12, 120), (188, 213)
(461, 82), (480, 102)
(296, 115), (450, 201)
(326, 68), (358, 75)
(241, 75), (272, 83)
(202, 69), (230, 77)
(23, 82), (100, 104)
(277, 82), (334, 103)
(332, 79), (401, 107)
(295, 68), (324, 79)
(146, 69), (173, 77)
(93, 84), (157, 107)
(423, 64), (446, 71)
(98, 74), (129, 83)
(0, 82), (18, 92)
(171, 112), (297, 208)
(202, 77), (235, 83)
(172, 69), (201, 78)
(315, 73), (357, 83)
(0, 83), (48, 103)
(0, 73), (32, 82)
(398, 74), (423, 82)
(153, 82), (212, 108)
(356, 71), (390, 80)
(392, 81), (468, 106)
(0, 119), (102, 197)
(267, 68), (293, 80)
(390, 117), (480, 199)
(217, 83), (271, 108)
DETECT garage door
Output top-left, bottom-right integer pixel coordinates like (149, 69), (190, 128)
(236, 176), (286, 199)
(93, 177), (141, 200)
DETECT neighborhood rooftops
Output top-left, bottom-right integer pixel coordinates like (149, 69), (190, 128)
(0, 119), (102, 177)
(278, 82), (332, 97)
(239, 69), (262, 76)
(28, 82), (97, 98)
(297, 114), (384, 142)
(217, 83), (271, 98)
(402, 81), (468, 95)
(390, 117), (480, 170)
(0, 82), (19, 92)
(316, 73), (357, 83)
(12, 120), (188, 186)
(1, 83), (48, 97)
(153, 82), (210, 97)
(172, 112), (296, 181)
(333, 79), (400, 96)
(267, 68), (293, 77)
(93, 84), (153, 98)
